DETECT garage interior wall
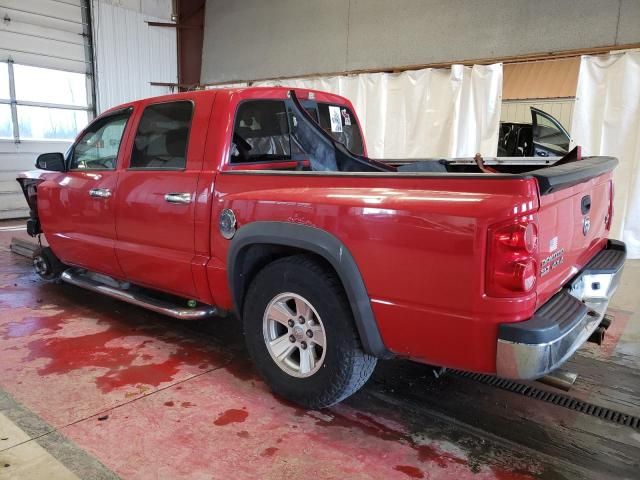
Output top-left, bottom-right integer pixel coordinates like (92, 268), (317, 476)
(201, 0), (640, 85)
(92, 0), (177, 113)
(571, 52), (640, 259)
(248, 64), (503, 158)
(0, 0), (94, 219)
(501, 58), (580, 132)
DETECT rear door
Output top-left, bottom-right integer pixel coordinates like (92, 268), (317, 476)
(114, 95), (213, 299)
(39, 109), (132, 278)
(531, 108), (571, 157)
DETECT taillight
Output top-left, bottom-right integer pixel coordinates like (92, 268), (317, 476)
(486, 216), (538, 297)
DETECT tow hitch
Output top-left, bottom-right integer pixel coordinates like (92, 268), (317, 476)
(587, 313), (614, 345)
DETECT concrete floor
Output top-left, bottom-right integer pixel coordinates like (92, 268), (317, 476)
(0, 219), (639, 480)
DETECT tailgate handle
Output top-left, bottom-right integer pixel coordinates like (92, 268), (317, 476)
(581, 195), (591, 214)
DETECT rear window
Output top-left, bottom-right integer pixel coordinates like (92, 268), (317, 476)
(230, 99), (364, 164)
(231, 100), (291, 163)
(318, 103), (364, 155)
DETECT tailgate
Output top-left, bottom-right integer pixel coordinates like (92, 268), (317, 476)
(534, 157), (617, 307)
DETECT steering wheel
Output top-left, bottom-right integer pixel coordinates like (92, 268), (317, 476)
(233, 133), (252, 161)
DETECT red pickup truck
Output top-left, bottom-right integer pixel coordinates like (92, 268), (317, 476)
(17, 87), (625, 408)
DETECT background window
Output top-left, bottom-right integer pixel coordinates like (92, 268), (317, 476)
(231, 100), (291, 163)
(0, 62), (92, 143)
(130, 101), (193, 169)
(0, 105), (12, 139)
(0, 63), (12, 139)
(14, 65), (87, 107)
(0, 63), (9, 99)
(70, 111), (130, 170)
(18, 106), (88, 141)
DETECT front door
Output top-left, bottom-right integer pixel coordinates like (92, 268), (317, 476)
(531, 107), (571, 157)
(114, 98), (208, 299)
(39, 109), (132, 278)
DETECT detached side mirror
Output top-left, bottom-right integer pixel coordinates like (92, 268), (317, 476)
(36, 153), (66, 172)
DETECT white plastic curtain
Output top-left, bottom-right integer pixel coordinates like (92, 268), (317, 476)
(571, 52), (640, 259)
(251, 64), (502, 159)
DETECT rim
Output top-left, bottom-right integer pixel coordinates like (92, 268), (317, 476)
(33, 255), (49, 276)
(262, 292), (327, 378)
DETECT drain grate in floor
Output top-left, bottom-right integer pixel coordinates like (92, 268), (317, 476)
(452, 370), (640, 430)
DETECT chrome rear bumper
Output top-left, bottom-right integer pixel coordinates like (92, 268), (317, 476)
(496, 240), (626, 380)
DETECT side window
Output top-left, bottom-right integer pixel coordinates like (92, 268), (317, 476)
(318, 103), (364, 155)
(130, 101), (193, 169)
(532, 109), (570, 153)
(231, 100), (290, 163)
(70, 110), (130, 170)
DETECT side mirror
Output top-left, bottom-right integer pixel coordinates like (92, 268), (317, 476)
(36, 153), (66, 172)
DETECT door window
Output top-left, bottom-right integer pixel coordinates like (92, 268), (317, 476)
(532, 108), (570, 154)
(230, 100), (291, 163)
(70, 110), (131, 170)
(130, 101), (194, 169)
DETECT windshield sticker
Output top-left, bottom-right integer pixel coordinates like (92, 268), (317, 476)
(329, 106), (343, 133)
(342, 109), (351, 126)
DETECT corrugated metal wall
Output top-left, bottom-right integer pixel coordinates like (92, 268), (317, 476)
(502, 59), (579, 100)
(93, 1), (177, 113)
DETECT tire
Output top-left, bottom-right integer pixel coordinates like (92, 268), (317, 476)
(33, 247), (65, 280)
(242, 254), (377, 408)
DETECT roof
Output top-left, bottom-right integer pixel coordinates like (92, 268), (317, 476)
(102, 86), (353, 116)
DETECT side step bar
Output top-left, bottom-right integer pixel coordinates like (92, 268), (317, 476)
(60, 268), (218, 320)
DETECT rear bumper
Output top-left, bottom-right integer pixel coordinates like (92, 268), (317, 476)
(495, 240), (626, 380)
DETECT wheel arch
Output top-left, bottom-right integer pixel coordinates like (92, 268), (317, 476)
(227, 221), (389, 358)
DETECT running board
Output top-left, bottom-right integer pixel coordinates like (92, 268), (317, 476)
(60, 268), (218, 320)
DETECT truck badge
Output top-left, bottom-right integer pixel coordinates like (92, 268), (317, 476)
(582, 216), (591, 236)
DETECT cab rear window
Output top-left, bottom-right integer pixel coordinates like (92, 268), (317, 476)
(230, 98), (364, 164)
(317, 103), (364, 155)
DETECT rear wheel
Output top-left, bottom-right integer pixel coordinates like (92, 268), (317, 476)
(243, 254), (377, 408)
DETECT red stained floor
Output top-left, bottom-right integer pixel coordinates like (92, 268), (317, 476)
(1, 221), (638, 479)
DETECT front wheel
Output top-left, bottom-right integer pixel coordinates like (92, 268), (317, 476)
(242, 254), (377, 408)
(33, 247), (65, 281)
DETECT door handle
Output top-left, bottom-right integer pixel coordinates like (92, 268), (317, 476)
(164, 192), (192, 204)
(89, 188), (112, 199)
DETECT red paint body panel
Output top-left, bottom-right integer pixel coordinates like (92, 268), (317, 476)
(39, 169), (126, 279)
(210, 172), (541, 372)
(30, 87), (614, 375)
(535, 176), (612, 307)
(113, 92), (215, 299)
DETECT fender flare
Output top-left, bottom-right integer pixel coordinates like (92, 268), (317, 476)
(227, 221), (389, 358)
